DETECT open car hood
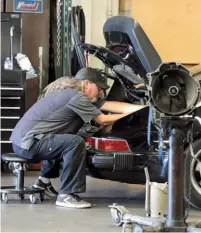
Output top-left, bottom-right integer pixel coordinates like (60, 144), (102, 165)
(82, 43), (145, 85)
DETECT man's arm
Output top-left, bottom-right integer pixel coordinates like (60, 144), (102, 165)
(94, 112), (131, 125)
(94, 101), (148, 125)
(100, 101), (147, 114)
(68, 93), (147, 126)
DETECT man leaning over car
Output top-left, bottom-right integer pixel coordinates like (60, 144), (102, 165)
(10, 67), (147, 209)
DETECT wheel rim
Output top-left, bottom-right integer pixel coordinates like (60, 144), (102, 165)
(190, 149), (201, 195)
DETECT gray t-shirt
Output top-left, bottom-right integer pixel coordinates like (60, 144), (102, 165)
(10, 88), (104, 150)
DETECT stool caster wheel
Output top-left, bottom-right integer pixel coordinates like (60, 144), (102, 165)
(29, 194), (36, 204)
(2, 193), (8, 204)
(39, 193), (44, 202)
(18, 194), (25, 200)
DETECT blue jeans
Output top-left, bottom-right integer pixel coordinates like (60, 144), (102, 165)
(13, 134), (86, 194)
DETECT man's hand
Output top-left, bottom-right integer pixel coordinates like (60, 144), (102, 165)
(100, 101), (148, 114)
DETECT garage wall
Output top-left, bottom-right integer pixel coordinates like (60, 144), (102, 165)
(119, 0), (131, 16)
(132, 0), (201, 65)
(1, 0), (4, 11)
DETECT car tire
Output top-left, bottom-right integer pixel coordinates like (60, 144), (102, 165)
(184, 138), (201, 210)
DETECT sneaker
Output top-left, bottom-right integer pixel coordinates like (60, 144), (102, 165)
(56, 194), (92, 208)
(33, 178), (58, 198)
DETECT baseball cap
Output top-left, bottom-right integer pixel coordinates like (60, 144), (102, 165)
(75, 68), (110, 90)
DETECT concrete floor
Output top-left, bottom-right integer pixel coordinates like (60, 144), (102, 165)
(1, 171), (201, 232)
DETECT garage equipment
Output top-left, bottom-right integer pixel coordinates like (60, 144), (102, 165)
(0, 153), (44, 204)
(109, 63), (201, 232)
(1, 69), (39, 175)
(1, 13), (22, 68)
(1, 69), (38, 154)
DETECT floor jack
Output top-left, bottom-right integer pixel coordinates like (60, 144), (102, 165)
(109, 63), (201, 232)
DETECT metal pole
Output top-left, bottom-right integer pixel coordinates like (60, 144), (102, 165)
(17, 164), (24, 190)
(166, 127), (186, 230)
(144, 167), (151, 217)
(38, 47), (43, 94)
(10, 26), (14, 70)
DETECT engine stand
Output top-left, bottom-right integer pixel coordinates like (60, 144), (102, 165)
(109, 119), (201, 232)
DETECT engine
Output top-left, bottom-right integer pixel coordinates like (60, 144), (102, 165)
(147, 62), (201, 175)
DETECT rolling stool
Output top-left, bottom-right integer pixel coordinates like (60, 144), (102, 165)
(1, 153), (45, 204)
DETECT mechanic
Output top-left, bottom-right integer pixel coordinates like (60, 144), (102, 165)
(10, 67), (147, 209)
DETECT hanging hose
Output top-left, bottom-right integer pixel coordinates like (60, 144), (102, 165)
(67, 6), (86, 76)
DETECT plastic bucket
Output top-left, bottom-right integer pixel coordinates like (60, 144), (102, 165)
(150, 182), (168, 217)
